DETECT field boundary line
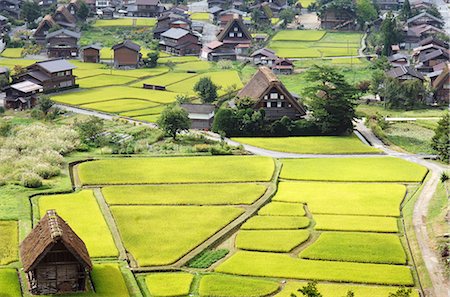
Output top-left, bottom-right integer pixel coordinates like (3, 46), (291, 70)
(93, 188), (128, 262)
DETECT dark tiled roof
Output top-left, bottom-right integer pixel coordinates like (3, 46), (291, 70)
(388, 53), (408, 62)
(161, 28), (190, 39)
(20, 210), (92, 272)
(419, 49), (448, 63)
(36, 59), (77, 73)
(46, 28), (81, 39)
(418, 36), (449, 48)
(406, 12), (444, 25)
(251, 48), (277, 59)
(81, 44), (102, 50)
(112, 40), (141, 52)
(181, 103), (215, 114)
(386, 66), (425, 80)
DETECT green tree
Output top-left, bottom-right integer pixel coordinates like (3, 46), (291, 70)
(295, 281), (323, 297)
(279, 8), (296, 28)
(401, 0), (411, 19)
(37, 95), (54, 116)
(381, 77), (427, 109)
(157, 104), (190, 139)
(212, 108), (238, 136)
(380, 12), (402, 56)
(305, 65), (357, 135)
(76, 0), (90, 20)
(356, 0), (378, 28)
(21, 1), (42, 24)
(175, 94), (190, 104)
(193, 77), (218, 103)
(143, 51), (159, 68)
(431, 112), (449, 163)
(343, 291), (354, 297)
(388, 287), (412, 297)
(74, 116), (105, 146)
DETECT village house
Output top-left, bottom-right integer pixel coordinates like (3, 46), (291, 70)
(112, 40), (141, 68)
(217, 14), (252, 55)
(319, 6), (356, 31)
(159, 28), (201, 56)
(237, 66), (307, 121)
(386, 65), (425, 82)
(100, 7), (115, 19)
(416, 49), (449, 73)
(2, 81), (43, 110)
(207, 0), (228, 9)
(250, 0), (287, 18)
(272, 58), (294, 75)
(53, 5), (77, 29)
(81, 44), (101, 63)
(388, 53), (410, 67)
(67, 0), (81, 18)
(251, 48), (278, 67)
(373, 0), (401, 10)
(0, 14), (9, 34)
(209, 6), (223, 22)
(404, 24), (446, 48)
(20, 210), (92, 295)
(412, 37), (448, 61)
(432, 63), (449, 103)
(218, 9), (246, 28)
(34, 15), (57, 45)
(15, 59), (77, 93)
(46, 29), (80, 59)
(406, 12), (444, 28)
(201, 40), (237, 61)
(0, 0), (20, 19)
(125, 0), (164, 17)
(411, 0), (434, 10)
(153, 12), (192, 39)
(181, 103), (216, 130)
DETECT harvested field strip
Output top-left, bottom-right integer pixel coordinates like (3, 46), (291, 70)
(111, 205), (245, 266)
(236, 230), (310, 252)
(313, 214), (399, 233)
(299, 232), (407, 264)
(0, 269), (21, 296)
(232, 134), (380, 154)
(80, 99), (160, 113)
(38, 190), (118, 257)
(280, 157), (428, 182)
(199, 274), (280, 297)
(276, 281), (419, 297)
(273, 182), (406, 216)
(0, 220), (18, 265)
(102, 183), (267, 205)
(78, 156), (275, 185)
(241, 215), (310, 230)
(145, 272), (194, 297)
(258, 202), (306, 216)
(215, 251), (414, 285)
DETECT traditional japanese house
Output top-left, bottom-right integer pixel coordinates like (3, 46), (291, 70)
(0, 0), (20, 19)
(272, 58), (294, 75)
(373, 0), (400, 10)
(386, 65), (425, 82)
(319, 7), (356, 31)
(237, 66), (306, 121)
(153, 12), (192, 39)
(181, 103), (215, 130)
(112, 40), (141, 68)
(46, 29), (80, 58)
(15, 59), (77, 92)
(209, 5), (223, 22)
(201, 40), (236, 61)
(125, 0), (164, 17)
(388, 53), (410, 67)
(53, 5), (77, 29)
(217, 14), (252, 55)
(20, 210), (92, 295)
(207, 0), (228, 9)
(3, 81), (43, 110)
(406, 12), (444, 28)
(100, 7), (115, 19)
(416, 49), (450, 72)
(34, 15), (57, 45)
(67, 0), (81, 17)
(250, 0), (287, 17)
(81, 44), (101, 63)
(218, 9), (246, 28)
(159, 28), (201, 56)
(404, 24), (446, 48)
(432, 63), (449, 103)
(0, 14), (8, 33)
(251, 48), (278, 66)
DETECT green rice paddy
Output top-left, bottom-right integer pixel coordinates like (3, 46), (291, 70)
(80, 99), (160, 113)
(93, 18), (156, 27)
(258, 202), (306, 216)
(241, 215), (310, 230)
(0, 221), (17, 265)
(199, 274), (280, 297)
(0, 269), (22, 296)
(145, 272), (194, 297)
(236, 230), (310, 252)
(313, 214), (399, 233)
(0, 48), (24, 58)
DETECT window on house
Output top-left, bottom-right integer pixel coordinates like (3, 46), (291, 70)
(270, 93), (278, 99)
(229, 32), (234, 37)
(277, 101), (282, 108)
(271, 102), (277, 107)
(280, 95), (284, 99)
(66, 71), (71, 75)
(234, 27), (238, 32)
(264, 95), (268, 99)
(237, 32), (242, 37)
(266, 102), (271, 108)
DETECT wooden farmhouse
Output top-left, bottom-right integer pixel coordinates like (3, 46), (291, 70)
(67, 0), (82, 18)
(112, 40), (141, 68)
(432, 63), (449, 103)
(406, 12), (444, 28)
(181, 103), (215, 130)
(404, 24), (445, 49)
(34, 15), (57, 45)
(53, 6), (77, 29)
(125, 0), (165, 17)
(20, 210), (92, 295)
(153, 12), (192, 39)
(159, 28), (201, 56)
(320, 7), (356, 31)
(416, 49), (449, 73)
(15, 59), (77, 93)
(3, 81), (43, 110)
(386, 65), (425, 82)
(81, 44), (101, 63)
(201, 40), (237, 61)
(0, 0), (20, 19)
(272, 58), (294, 75)
(388, 53), (409, 67)
(217, 14), (252, 55)
(237, 66), (306, 121)
(251, 48), (278, 67)
(46, 29), (80, 59)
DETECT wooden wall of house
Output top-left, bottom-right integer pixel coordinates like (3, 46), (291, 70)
(114, 47), (139, 67)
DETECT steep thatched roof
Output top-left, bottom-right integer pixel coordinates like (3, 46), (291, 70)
(217, 14), (251, 42)
(20, 210), (92, 272)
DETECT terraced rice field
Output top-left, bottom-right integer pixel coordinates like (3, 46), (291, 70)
(199, 274), (280, 297)
(38, 190), (118, 257)
(145, 272), (194, 297)
(241, 215), (310, 230)
(313, 214), (399, 233)
(258, 202), (306, 216)
(129, 72), (197, 88)
(80, 99), (161, 113)
(93, 18), (156, 27)
(102, 183), (267, 205)
(0, 221), (17, 265)
(111, 205), (244, 266)
(232, 134), (380, 154)
(236, 230), (310, 252)
(166, 71), (243, 95)
(77, 74), (137, 88)
(270, 31), (362, 58)
(77, 156), (275, 185)
(0, 48), (24, 58)
(0, 269), (22, 296)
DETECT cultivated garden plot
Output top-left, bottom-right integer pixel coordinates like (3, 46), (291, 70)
(280, 157), (428, 182)
(273, 182), (406, 216)
(276, 282), (419, 297)
(232, 134), (380, 154)
(215, 251), (414, 285)
(38, 190), (118, 258)
(299, 232), (407, 264)
(198, 274), (280, 297)
(236, 230), (310, 252)
(144, 272), (194, 297)
(111, 205), (245, 266)
(101, 183), (267, 205)
(0, 268), (22, 296)
(0, 221), (18, 265)
(77, 156), (275, 185)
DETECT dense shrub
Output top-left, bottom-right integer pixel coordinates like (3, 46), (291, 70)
(34, 163), (60, 179)
(21, 172), (43, 188)
(217, 60), (233, 69)
(187, 249), (229, 268)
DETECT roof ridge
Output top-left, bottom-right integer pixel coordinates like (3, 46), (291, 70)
(47, 210), (63, 241)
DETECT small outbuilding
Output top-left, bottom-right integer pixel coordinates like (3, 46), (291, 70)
(112, 40), (141, 68)
(181, 103), (215, 130)
(81, 44), (101, 63)
(3, 80), (43, 110)
(20, 209), (92, 295)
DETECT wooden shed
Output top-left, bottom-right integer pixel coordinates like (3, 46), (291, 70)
(112, 40), (141, 68)
(20, 209), (92, 295)
(81, 44), (102, 63)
